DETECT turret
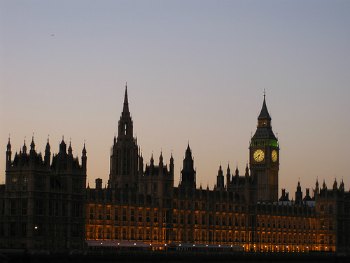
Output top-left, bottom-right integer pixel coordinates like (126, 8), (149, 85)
(340, 179), (345, 192)
(235, 166), (239, 180)
(68, 141), (73, 156)
(150, 154), (154, 167)
(216, 165), (224, 190)
(159, 151), (163, 168)
(315, 178), (320, 195)
(67, 140), (73, 170)
(22, 139), (27, 154)
(295, 180), (303, 205)
(245, 163), (249, 179)
(30, 136), (35, 155)
(82, 143), (87, 171)
(44, 137), (51, 166)
(6, 136), (11, 169)
(333, 178), (338, 191)
(59, 137), (66, 153)
(170, 153), (174, 175)
(226, 164), (231, 187)
(139, 151), (144, 174)
(179, 143), (196, 191)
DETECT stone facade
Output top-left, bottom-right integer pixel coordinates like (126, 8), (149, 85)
(1, 86), (349, 254)
(85, 87), (350, 254)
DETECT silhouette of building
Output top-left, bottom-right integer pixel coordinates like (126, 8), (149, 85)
(84, 86), (350, 254)
(1, 86), (350, 254)
(0, 137), (86, 251)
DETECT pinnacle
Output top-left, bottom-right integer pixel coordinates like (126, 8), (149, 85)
(123, 83), (129, 114)
(258, 95), (271, 120)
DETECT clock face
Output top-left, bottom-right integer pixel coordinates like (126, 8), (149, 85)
(253, 149), (265, 162)
(271, 150), (278, 162)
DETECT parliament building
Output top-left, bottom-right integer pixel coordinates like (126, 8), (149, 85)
(1, 86), (349, 254)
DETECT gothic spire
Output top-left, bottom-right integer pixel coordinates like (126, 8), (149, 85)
(22, 138), (27, 154)
(159, 151), (163, 165)
(59, 136), (66, 153)
(186, 142), (192, 157)
(68, 139), (73, 155)
(30, 135), (35, 151)
(123, 82), (129, 114)
(82, 142), (87, 156)
(7, 135), (11, 151)
(258, 93), (271, 121)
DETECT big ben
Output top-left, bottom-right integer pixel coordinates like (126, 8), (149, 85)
(249, 94), (279, 202)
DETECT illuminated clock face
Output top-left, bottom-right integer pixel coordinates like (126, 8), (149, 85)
(253, 149), (265, 162)
(271, 150), (278, 162)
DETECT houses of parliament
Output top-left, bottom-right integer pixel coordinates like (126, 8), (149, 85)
(0, 86), (349, 254)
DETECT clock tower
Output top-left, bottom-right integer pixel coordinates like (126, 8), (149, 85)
(249, 94), (279, 202)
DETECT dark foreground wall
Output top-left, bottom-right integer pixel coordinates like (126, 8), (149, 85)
(1, 252), (350, 263)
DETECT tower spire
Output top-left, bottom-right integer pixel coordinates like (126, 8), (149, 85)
(258, 91), (271, 121)
(7, 135), (11, 151)
(123, 82), (129, 114)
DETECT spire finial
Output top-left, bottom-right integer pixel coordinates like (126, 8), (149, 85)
(82, 140), (87, 155)
(123, 82), (129, 113)
(7, 134), (11, 150)
(258, 91), (271, 121)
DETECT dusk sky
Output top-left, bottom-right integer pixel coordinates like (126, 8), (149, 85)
(1, 0), (350, 195)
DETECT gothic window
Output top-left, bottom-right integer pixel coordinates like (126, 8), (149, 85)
(98, 208), (102, 220)
(121, 208), (126, 221)
(89, 207), (94, 219)
(106, 207), (111, 220)
(137, 210), (142, 222)
(97, 228), (102, 239)
(146, 210), (152, 222)
(124, 123), (127, 135)
(113, 208), (118, 221)
(136, 228), (141, 240)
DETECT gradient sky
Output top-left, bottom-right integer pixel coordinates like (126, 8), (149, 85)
(1, 0), (350, 196)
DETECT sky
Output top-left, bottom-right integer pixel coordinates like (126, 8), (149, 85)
(1, 0), (350, 196)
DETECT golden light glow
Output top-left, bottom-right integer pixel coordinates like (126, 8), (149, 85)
(253, 149), (265, 162)
(271, 149), (278, 162)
